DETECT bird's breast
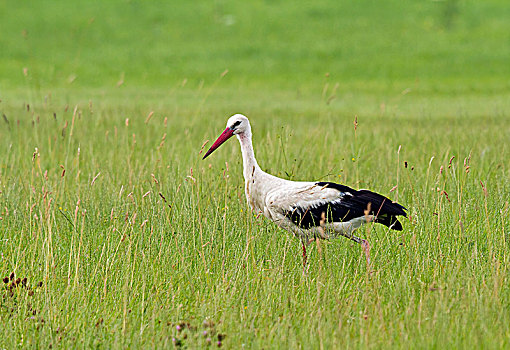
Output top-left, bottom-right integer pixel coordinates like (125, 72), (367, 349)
(245, 179), (264, 215)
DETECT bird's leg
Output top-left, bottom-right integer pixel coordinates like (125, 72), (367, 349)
(360, 239), (371, 267)
(301, 240), (308, 268)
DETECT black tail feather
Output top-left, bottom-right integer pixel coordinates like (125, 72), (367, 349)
(316, 182), (407, 231)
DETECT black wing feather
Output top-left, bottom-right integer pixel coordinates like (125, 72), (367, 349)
(285, 181), (407, 230)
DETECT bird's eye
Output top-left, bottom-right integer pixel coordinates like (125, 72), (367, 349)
(231, 121), (241, 129)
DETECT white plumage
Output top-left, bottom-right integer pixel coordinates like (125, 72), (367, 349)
(203, 114), (407, 266)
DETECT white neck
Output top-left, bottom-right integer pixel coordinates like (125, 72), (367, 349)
(237, 132), (260, 182)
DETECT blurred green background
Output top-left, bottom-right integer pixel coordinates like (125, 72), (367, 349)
(1, 0), (509, 95)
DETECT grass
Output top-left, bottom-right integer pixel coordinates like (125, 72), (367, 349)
(1, 0), (510, 348)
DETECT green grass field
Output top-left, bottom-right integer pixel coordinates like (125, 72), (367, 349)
(1, 0), (509, 348)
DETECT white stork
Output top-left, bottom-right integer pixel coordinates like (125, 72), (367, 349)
(203, 114), (407, 267)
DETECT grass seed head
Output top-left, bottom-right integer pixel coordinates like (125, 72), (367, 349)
(448, 156), (455, 168)
(144, 111), (154, 124)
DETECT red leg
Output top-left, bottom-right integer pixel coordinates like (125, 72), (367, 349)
(302, 241), (307, 268)
(361, 239), (371, 267)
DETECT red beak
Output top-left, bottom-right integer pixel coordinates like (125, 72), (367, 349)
(202, 127), (234, 159)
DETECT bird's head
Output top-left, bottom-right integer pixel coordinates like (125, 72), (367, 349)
(203, 114), (250, 159)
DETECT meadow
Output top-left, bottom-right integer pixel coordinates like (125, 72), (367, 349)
(1, 0), (509, 348)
